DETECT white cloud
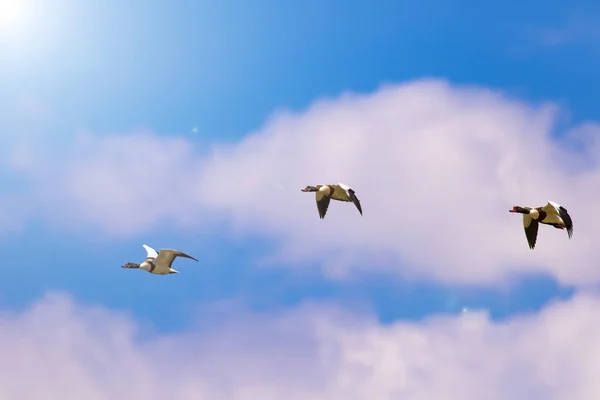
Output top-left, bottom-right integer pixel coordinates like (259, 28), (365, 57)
(23, 131), (207, 236)
(3, 291), (600, 399)
(10, 78), (600, 285)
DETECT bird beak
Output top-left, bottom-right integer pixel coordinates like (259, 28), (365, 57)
(301, 188), (308, 192)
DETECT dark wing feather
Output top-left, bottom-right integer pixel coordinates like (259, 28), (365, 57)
(173, 250), (199, 262)
(316, 196), (331, 219)
(523, 216), (539, 250)
(347, 189), (362, 215)
(155, 249), (199, 268)
(558, 206), (574, 239)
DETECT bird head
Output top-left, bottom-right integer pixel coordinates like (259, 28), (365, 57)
(509, 206), (529, 214)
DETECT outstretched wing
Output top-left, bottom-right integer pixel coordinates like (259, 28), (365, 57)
(331, 183), (351, 201)
(558, 206), (574, 239)
(347, 188), (362, 215)
(142, 244), (159, 259)
(334, 184), (363, 215)
(523, 214), (539, 250)
(155, 249), (199, 269)
(316, 190), (331, 219)
(542, 201), (561, 216)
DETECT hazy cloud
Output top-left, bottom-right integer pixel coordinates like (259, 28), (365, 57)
(2, 292), (600, 399)
(8, 79), (600, 285)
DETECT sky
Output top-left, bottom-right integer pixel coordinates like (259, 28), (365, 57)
(2, 0), (600, 398)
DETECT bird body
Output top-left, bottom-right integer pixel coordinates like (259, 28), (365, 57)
(510, 201), (574, 249)
(122, 244), (199, 275)
(302, 183), (362, 219)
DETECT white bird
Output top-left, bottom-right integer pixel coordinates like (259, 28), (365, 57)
(121, 244), (198, 275)
(509, 200), (574, 249)
(301, 183), (362, 219)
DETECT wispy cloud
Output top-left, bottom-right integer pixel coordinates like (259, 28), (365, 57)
(34, 131), (205, 235)
(535, 14), (600, 48)
(14, 93), (54, 121)
(2, 292), (600, 399)
(6, 79), (600, 285)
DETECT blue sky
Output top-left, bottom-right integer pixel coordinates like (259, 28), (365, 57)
(2, 2), (600, 396)
(0, 0), (596, 330)
(4, 0), (600, 134)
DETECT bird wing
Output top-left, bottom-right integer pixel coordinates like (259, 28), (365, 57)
(542, 201), (561, 216)
(523, 214), (539, 249)
(542, 201), (574, 238)
(315, 190), (331, 219)
(155, 249), (199, 269)
(333, 184), (362, 215)
(558, 206), (574, 239)
(142, 244), (159, 259)
(331, 184), (350, 201)
(347, 188), (362, 215)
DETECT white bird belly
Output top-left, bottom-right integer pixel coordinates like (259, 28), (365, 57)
(140, 262), (151, 272)
(528, 209), (540, 219)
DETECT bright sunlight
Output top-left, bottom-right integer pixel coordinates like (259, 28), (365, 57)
(0, 0), (32, 39)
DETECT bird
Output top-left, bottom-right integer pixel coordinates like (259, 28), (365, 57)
(509, 200), (574, 249)
(301, 183), (362, 219)
(121, 244), (199, 275)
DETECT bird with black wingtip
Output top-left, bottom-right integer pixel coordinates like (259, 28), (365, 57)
(122, 244), (198, 275)
(509, 200), (573, 249)
(301, 183), (362, 219)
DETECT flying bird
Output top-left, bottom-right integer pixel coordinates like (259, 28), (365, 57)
(121, 244), (198, 275)
(509, 200), (574, 249)
(301, 183), (362, 219)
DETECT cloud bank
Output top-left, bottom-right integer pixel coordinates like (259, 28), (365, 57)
(3, 292), (600, 399)
(7, 78), (600, 285)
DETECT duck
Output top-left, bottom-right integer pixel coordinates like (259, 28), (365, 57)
(121, 244), (199, 275)
(301, 183), (362, 219)
(509, 201), (574, 249)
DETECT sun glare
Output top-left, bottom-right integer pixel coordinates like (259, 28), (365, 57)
(0, 0), (31, 38)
